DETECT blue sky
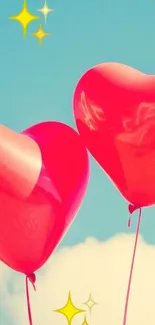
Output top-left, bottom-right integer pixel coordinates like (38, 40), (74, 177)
(1, 0), (155, 324)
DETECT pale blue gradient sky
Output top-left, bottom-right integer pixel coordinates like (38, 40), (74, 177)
(1, 0), (155, 323)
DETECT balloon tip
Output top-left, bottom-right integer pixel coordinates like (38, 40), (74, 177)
(128, 204), (140, 214)
(27, 273), (36, 291)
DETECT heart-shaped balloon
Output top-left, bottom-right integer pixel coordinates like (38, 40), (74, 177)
(0, 122), (89, 275)
(73, 62), (155, 208)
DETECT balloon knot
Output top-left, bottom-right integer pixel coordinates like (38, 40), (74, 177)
(127, 204), (142, 228)
(128, 204), (140, 214)
(27, 273), (36, 291)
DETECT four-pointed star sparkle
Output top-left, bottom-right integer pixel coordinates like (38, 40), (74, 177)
(32, 24), (51, 45)
(54, 291), (85, 325)
(9, 0), (53, 44)
(9, 0), (40, 38)
(37, 0), (54, 24)
(83, 293), (97, 314)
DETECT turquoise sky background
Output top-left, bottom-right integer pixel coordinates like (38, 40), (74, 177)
(1, 0), (155, 323)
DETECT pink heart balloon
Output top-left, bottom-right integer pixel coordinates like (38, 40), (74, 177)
(73, 62), (155, 208)
(0, 122), (89, 275)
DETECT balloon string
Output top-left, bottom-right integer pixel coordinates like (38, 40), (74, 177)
(25, 274), (36, 325)
(122, 206), (142, 325)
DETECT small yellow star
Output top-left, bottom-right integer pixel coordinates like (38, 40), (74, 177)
(31, 24), (51, 45)
(83, 293), (97, 314)
(37, 0), (54, 24)
(81, 316), (89, 325)
(9, 0), (40, 38)
(54, 291), (85, 325)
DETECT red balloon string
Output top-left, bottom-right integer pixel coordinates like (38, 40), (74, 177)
(25, 274), (36, 325)
(122, 205), (142, 325)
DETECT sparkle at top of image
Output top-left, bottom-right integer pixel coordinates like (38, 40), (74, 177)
(32, 24), (51, 46)
(9, 0), (40, 38)
(9, 0), (54, 45)
(37, 0), (54, 24)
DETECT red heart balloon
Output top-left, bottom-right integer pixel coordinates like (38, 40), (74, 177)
(0, 122), (89, 275)
(73, 62), (155, 208)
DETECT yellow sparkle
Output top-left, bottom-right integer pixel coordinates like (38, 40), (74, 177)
(81, 316), (89, 325)
(9, 0), (40, 38)
(31, 24), (51, 45)
(37, 0), (54, 24)
(54, 291), (85, 325)
(83, 293), (97, 314)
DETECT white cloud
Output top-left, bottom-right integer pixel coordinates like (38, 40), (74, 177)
(1, 234), (155, 325)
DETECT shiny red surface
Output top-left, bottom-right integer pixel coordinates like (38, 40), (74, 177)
(73, 62), (155, 208)
(0, 122), (89, 274)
